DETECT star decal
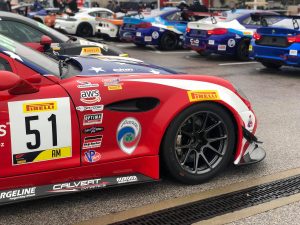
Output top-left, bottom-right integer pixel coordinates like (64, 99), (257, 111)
(149, 69), (160, 74)
(89, 67), (105, 73)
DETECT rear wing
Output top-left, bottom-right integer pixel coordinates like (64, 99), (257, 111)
(250, 13), (300, 30)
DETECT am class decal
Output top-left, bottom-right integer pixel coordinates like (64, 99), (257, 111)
(116, 117), (141, 155)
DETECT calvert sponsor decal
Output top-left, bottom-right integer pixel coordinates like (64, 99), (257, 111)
(116, 176), (138, 184)
(50, 179), (107, 192)
(80, 90), (101, 104)
(83, 113), (103, 125)
(83, 135), (103, 149)
(76, 105), (103, 112)
(187, 90), (220, 102)
(23, 101), (57, 113)
(82, 126), (104, 134)
(117, 117), (141, 155)
(0, 187), (36, 201)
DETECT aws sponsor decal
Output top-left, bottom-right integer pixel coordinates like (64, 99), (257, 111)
(23, 101), (57, 113)
(116, 175), (138, 184)
(187, 90), (220, 102)
(82, 126), (104, 134)
(80, 90), (101, 104)
(13, 147), (72, 165)
(84, 150), (101, 163)
(116, 117), (141, 155)
(0, 187), (36, 201)
(50, 179), (107, 192)
(80, 47), (101, 56)
(83, 135), (103, 149)
(83, 113), (103, 125)
(77, 80), (99, 88)
(76, 105), (103, 112)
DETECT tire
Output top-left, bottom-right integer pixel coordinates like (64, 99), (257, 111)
(237, 39), (250, 61)
(134, 43), (146, 47)
(159, 32), (178, 51)
(197, 50), (210, 57)
(261, 62), (282, 69)
(76, 23), (93, 37)
(161, 102), (236, 184)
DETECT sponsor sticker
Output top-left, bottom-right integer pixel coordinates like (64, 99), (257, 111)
(249, 45), (253, 51)
(83, 135), (103, 149)
(208, 40), (214, 45)
(190, 38), (199, 46)
(82, 127), (104, 134)
(117, 117), (141, 155)
(23, 101), (57, 113)
(228, 39), (236, 47)
(84, 150), (101, 163)
(80, 90), (101, 104)
(144, 36), (152, 42)
(76, 105), (104, 112)
(113, 68), (133, 73)
(247, 115), (253, 128)
(152, 31), (159, 39)
(83, 113), (103, 125)
(0, 187), (36, 201)
(116, 176), (138, 184)
(218, 45), (226, 51)
(187, 90), (220, 102)
(80, 47), (101, 56)
(243, 31), (252, 35)
(136, 32), (141, 37)
(102, 78), (121, 86)
(77, 81), (99, 88)
(289, 50), (298, 56)
(108, 85), (122, 90)
(51, 179), (105, 192)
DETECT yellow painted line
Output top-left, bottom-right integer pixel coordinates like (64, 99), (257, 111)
(76, 167), (300, 225)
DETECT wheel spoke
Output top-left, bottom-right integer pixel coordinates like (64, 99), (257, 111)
(206, 144), (224, 156)
(193, 152), (200, 171)
(200, 152), (212, 169)
(181, 148), (193, 165)
(181, 130), (193, 137)
(200, 112), (209, 132)
(192, 115), (197, 133)
(207, 135), (227, 143)
(205, 120), (222, 133)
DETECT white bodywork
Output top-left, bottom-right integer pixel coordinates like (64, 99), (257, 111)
(54, 8), (114, 35)
(96, 19), (119, 38)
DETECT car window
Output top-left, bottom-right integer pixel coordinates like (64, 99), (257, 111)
(0, 20), (44, 43)
(242, 16), (261, 25)
(89, 11), (112, 18)
(0, 58), (12, 71)
(166, 11), (183, 21)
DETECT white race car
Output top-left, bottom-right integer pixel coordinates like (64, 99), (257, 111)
(54, 8), (115, 37)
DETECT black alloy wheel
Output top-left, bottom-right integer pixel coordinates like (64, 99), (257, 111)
(159, 32), (178, 50)
(237, 39), (250, 61)
(261, 61), (282, 69)
(162, 103), (235, 184)
(76, 23), (93, 37)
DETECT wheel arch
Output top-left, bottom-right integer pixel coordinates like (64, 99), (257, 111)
(77, 21), (95, 35)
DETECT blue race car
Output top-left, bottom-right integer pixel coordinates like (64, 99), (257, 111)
(119, 8), (210, 50)
(184, 10), (278, 60)
(249, 15), (300, 69)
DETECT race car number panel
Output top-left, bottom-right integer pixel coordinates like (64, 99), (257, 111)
(8, 97), (72, 165)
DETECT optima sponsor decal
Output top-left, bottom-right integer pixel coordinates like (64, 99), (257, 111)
(0, 187), (36, 201)
(23, 101), (57, 113)
(117, 117), (141, 155)
(187, 90), (220, 102)
(116, 176), (138, 184)
(83, 135), (103, 149)
(80, 90), (101, 104)
(83, 113), (103, 125)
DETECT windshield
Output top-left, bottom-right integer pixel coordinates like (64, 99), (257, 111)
(0, 34), (61, 76)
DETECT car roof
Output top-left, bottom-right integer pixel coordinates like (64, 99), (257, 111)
(79, 7), (113, 13)
(0, 11), (39, 25)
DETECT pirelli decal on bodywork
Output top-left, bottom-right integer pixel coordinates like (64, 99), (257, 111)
(187, 90), (220, 102)
(23, 101), (57, 113)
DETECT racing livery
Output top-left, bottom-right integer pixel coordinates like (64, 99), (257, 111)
(0, 11), (126, 57)
(184, 10), (278, 60)
(249, 15), (300, 69)
(0, 34), (264, 205)
(120, 8), (211, 50)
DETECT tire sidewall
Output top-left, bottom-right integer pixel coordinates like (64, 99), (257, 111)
(77, 23), (93, 37)
(237, 38), (250, 61)
(159, 32), (178, 51)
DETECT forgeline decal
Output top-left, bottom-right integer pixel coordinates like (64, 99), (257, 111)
(108, 85), (122, 90)
(22, 101), (57, 113)
(84, 150), (101, 163)
(77, 80), (99, 88)
(83, 135), (103, 149)
(82, 127), (104, 134)
(80, 90), (101, 104)
(0, 125), (6, 137)
(102, 78), (121, 86)
(0, 187), (36, 201)
(14, 147), (72, 165)
(187, 90), (220, 102)
(117, 117), (141, 155)
(76, 105), (104, 112)
(83, 113), (103, 125)
(80, 47), (101, 56)
(0, 174), (151, 204)
(113, 68), (134, 73)
(8, 98), (72, 165)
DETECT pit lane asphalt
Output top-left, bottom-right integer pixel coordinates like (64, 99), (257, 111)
(1, 43), (300, 225)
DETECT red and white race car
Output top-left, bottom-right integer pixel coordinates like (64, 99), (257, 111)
(0, 34), (264, 205)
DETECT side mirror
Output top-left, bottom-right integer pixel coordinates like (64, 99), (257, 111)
(40, 35), (52, 46)
(0, 71), (39, 95)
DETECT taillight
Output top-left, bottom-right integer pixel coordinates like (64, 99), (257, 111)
(186, 27), (191, 33)
(287, 35), (300, 43)
(207, 28), (227, 35)
(136, 22), (152, 28)
(253, 32), (261, 41)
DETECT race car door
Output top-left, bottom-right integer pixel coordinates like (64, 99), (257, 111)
(0, 53), (81, 177)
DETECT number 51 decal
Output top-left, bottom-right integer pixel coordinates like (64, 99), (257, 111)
(8, 98), (72, 165)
